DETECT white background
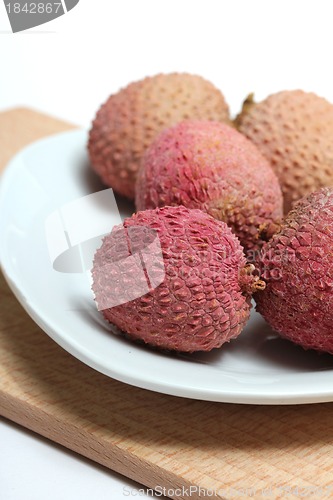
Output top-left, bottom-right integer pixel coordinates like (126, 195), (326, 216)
(1, 1), (333, 499)
(2, 0), (333, 126)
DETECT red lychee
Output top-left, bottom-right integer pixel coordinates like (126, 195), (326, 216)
(92, 206), (263, 352)
(136, 120), (283, 252)
(256, 187), (333, 354)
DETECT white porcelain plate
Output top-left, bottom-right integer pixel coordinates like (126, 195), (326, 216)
(1, 130), (333, 405)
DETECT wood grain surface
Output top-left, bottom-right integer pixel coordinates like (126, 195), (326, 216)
(1, 108), (333, 500)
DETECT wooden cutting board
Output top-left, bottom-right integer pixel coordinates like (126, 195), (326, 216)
(1, 108), (333, 500)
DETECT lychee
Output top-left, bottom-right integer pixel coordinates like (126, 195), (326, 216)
(88, 73), (230, 199)
(236, 90), (333, 213)
(255, 187), (333, 354)
(135, 120), (283, 252)
(92, 206), (264, 352)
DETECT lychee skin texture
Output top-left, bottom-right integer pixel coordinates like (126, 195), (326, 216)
(92, 206), (256, 352)
(237, 90), (333, 213)
(88, 73), (230, 200)
(136, 120), (283, 252)
(256, 188), (333, 354)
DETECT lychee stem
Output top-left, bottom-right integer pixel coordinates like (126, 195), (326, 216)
(234, 93), (255, 128)
(240, 263), (266, 294)
(252, 279), (266, 292)
(258, 220), (282, 242)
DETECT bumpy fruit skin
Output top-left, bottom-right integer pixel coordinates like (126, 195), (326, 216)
(237, 90), (333, 213)
(92, 206), (260, 352)
(256, 188), (333, 354)
(88, 73), (230, 199)
(136, 120), (283, 252)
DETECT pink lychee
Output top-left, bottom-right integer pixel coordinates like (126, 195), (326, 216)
(92, 206), (263, 352)
(135, 120), (283, 252)
(88, 73), (230, 199)
(256, 187), (333, 354)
